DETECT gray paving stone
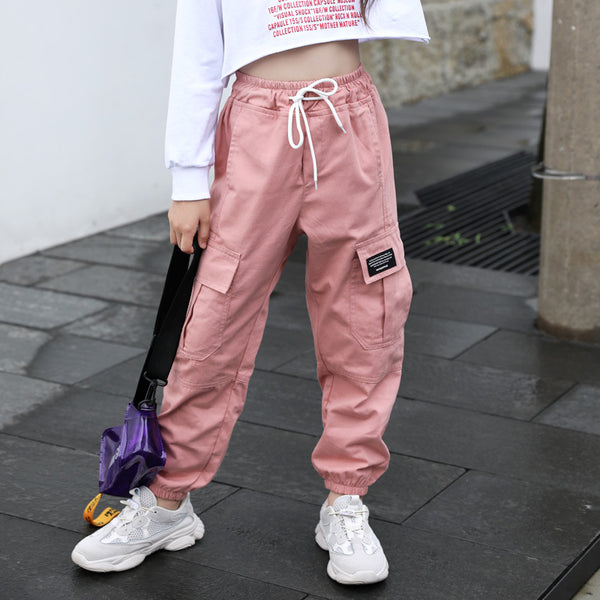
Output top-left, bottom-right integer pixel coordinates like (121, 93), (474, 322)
(406, 471), (600, 565)
(104, 211), (170, 242)
(410, 283), (537, 333)
(458, 330), (600, 386)
(0, 434), (111, 534)
(400, 353), (573, 420)
(0, 254), (84, 285)
(215, 421), (324, 505)
(386, 398), (600, 495)
(27, 334), (143, 384)
(266, 291), (311, 331)
(194, 489), (560, 600)
(406, 257), (538, 297)
(0, 282), (107, 329)
(243, 370), (323, 435)
(42, 233), (172, 274)
(0, 372), (66, 429)
(2, 515), (303, 600)
(3, 387), (130, 453)
(0, 434), (236, 533)
(0, 323), (51, 374)
(273, 259), (306, 295)
(217, 420), (465, 525)
(255, 324), (315, 371)
(287, 233), (308, 264)
(60, 303), (156, 347)
(275, 349), (318, 380)
(404, 313), (496, 359)
(363, 454), (465, 523)
(77, 354), (147, 396)
(535, 384), (600, 435)
(40, 264), (164, 306)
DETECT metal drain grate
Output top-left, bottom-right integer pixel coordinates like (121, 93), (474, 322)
(398, 152), (540, 275)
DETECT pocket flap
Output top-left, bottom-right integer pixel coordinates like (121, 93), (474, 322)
(355, 228), (406, 285)
(196, 242), (240, 294)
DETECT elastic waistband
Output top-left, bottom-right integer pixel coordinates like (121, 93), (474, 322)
(234, 63), (368, 91)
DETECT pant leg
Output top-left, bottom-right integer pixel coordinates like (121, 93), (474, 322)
(151, 89), (305, 501)
(298, 71), (413, 496)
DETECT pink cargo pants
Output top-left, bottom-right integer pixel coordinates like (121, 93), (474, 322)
(149, 65), (413, 501)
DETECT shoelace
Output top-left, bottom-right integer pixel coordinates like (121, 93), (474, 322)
(115, 496), (154, 531)
(287, 78), (347, 190)
(333, 507), (369, 541)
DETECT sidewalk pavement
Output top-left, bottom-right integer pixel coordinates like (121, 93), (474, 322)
(2, 70), (600, 600)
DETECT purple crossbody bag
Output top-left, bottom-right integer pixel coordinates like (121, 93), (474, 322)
(97, 241), (202, 499)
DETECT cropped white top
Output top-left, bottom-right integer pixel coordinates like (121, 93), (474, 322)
(165, 0), (430, 200)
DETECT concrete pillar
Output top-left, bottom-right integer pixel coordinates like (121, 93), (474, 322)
(537, 0), (600, 342)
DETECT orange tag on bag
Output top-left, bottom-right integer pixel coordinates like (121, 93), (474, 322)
(84, 493), (120, 527)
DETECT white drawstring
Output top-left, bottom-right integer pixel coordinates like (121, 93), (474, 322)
(287, 78), (347, 189)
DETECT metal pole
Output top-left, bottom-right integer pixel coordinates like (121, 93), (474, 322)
(537, 0), (600, 342)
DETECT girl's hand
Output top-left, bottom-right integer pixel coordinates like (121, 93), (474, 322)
(168, 199), (211, 254)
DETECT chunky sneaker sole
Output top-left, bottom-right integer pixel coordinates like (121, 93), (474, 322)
(316, 525), (389, 584)
(72, 513), (204, 572)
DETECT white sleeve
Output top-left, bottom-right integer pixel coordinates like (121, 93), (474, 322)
(165, 0), (227, 201)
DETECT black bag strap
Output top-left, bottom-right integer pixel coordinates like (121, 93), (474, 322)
(133, 239), (202, 409)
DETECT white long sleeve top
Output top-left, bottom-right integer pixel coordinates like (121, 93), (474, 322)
(166, 0), (430, 200)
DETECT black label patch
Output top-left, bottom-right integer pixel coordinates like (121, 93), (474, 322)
(366, 248), (396, 277)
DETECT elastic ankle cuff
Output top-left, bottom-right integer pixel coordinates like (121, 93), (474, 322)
(325, 480), (369, 496)
(149, 483), (188, 501)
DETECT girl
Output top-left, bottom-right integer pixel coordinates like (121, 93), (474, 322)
(72, 0), (429, 585)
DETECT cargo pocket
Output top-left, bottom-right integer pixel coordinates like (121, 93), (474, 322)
(350, 228), (411, 350)
(180, 242), (240, 361)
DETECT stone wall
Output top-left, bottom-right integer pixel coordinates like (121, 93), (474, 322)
(362, 0), (534, 106)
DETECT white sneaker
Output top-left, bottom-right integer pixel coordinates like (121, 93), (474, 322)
(71, 486), (204, 572)
(315, 495), (389, 584)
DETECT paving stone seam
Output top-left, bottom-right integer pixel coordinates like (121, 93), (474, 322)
(40, 232), (170, 256)
(195, 485), (243, 516)
(0, 369), (73, 390)
(27, 262), (93, 285)
(394, 390), (568, 424)
(266, 353), (318, 374)
(0, 430), (91, 454)
(210, 480), (325, 510)
(0, 258), (87, 286)
(525, 418), (600, 440)
(1, 511), (312, 599)
(448, 325), (504, 361)
(272, 361), (318, 381)
(385, 445), (594, 491)
(102, 230), (169, 242)
(254, 366), (316, 384)
(405, 308), (541, 336)
(0, 510), (90, 537)
(237, 416), (320, 439)
(389, 469), (470, 526)
(400, 522), (570, 568)
(40, 331), (147, 354)
(19, 337), (146, 387)
(527, 381), (581, 424)
(172, 553), (313, 598)
(395, 395), (600, 445)
(0, 305), (115, 336)
(34, 279), (165, 310)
